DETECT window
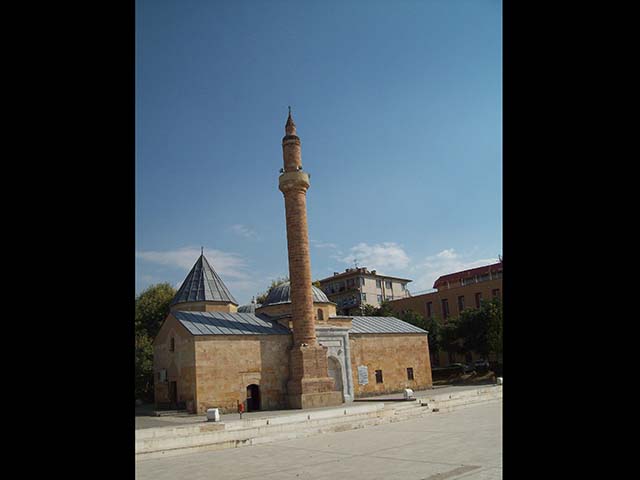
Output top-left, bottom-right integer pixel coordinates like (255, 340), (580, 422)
(492, 288), (501, 299)
(426, 302), (433, 318)
(317, 309), (324, 321)
(475, 292), (482, 308)
(376, 279), (382, 288)
(377, 294), (383, 303)
(478, 273), (490, 282)
(170, 337), (175, 352)
(385, 280), (392, 289)
(360, 277), (366, 286)
(407, 368), (414, 380)
(442, 299), (450, 319)
(457, 296), (465, 312)
(493, 270), (503, 279)
(361, 293), (367, 302)
(347, 278), (355, 288)
(375, 370), (383, 383)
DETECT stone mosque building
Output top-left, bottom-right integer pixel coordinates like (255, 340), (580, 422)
(153, 111), (433, 414)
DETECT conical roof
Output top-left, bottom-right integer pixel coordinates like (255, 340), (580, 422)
(171, 254), (238, 306)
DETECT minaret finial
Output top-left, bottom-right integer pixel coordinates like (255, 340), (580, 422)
(285, 106), (296, 135)
(201, 246), (204, 256)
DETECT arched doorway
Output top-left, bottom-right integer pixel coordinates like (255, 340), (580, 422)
(246, 384), (260, 411)
(327, 357), (344, 401)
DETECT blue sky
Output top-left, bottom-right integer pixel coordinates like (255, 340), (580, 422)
(135, 0), (502, 304)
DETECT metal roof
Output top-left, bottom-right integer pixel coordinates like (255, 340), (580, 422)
(262, 282), (334, 306)
(171, 254), (238, 306)
(237, 302), (261, 313)
(349, 316), (427, 335)
(172, 312), (425, 337)
(173, 311), (290, 336)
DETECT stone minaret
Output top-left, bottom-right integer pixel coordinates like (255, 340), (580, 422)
(279, 108), (343, 409)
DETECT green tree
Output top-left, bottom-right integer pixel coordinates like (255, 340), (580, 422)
(397, 310), (425, 329)
(255, 276), (289, 305)
(375, 300), (396, 317)
(423, 316), (444, 357)
(360, 303), (379, 316)
(135, 282), (177, 338)
(440, 317), (465, 356)
(135, 333), (154, 402)
(455, 298), (503, 359)
(485, 298), (503, 360)
(134, 282), (176, 402)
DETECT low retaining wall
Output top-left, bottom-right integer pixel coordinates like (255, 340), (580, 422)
(136, 385), (502, 460)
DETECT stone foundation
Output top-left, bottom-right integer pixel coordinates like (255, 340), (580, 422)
(288, 391), (344, 409)
(286, 344), (343, 409)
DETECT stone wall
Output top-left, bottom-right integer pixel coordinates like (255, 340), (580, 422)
(349, 333), (432, 397)
(170, 301), (238, 313)
(193, 334), (292, 414)
(153, 314), (197, 410)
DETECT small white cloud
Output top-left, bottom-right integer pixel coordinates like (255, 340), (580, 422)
(228, 224), (259, 240)
(136, 246), (250, 280)
(436, 249), (457, 259)
(338, 242), (410, 272)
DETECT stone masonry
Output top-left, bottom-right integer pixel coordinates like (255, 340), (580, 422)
(279, 110), (342, 409)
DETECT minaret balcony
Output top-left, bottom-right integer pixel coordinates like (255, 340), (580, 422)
(279, 170), (310, 192)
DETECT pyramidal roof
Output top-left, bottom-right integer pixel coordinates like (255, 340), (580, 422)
(171, 254), (238, 306)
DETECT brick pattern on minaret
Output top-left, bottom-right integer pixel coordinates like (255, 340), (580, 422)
(280, 110), (316, 346)
(278, 109), (343, 408)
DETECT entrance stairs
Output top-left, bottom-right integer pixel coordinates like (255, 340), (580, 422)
(135, 385), (502, 460)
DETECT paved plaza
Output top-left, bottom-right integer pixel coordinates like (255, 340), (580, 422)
(135, 400), (502, 480)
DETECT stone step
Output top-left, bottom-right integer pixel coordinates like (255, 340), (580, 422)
(136, 403), (384, 441)
(419, 386), (501, 403)
(428, 398), (502, 414)
(135, 386), (502, 460)
(136, 407), (391, 459)
(392, 388), (502, 417)
(423, 392), (502, 413)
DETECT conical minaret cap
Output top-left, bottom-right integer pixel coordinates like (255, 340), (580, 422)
(285, 106), (297, 136)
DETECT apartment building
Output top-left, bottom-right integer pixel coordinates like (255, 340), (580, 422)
(388, 261), (503, 367)
(318, 267), (412, 315)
